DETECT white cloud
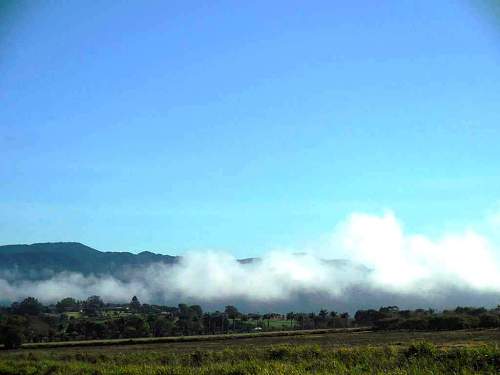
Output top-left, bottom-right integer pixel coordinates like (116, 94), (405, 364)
(334, 211), (500, 294)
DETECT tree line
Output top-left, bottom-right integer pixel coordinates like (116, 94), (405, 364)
(355, 305), (500, 330)
(1, 295), (499, 349)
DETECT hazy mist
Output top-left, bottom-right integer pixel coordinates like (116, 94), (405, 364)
(1, 211), (499, 312)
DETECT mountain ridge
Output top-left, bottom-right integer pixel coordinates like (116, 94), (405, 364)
(0, 242), (368, 283)
(0, 242), (179, 281)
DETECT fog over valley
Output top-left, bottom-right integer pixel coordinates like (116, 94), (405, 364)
(1, 211), (499, 312)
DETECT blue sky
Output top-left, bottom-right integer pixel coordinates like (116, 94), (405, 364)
(1, 1), (500, 256)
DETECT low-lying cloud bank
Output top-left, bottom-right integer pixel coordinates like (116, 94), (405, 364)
(1, 211), (499, 311)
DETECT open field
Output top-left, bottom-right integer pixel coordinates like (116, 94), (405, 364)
(5, 328), (499, 352)
(19, 327), (366, 350)
(0, 329), (499, 374)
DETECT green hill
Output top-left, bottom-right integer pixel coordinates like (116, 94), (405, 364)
(0, 242), (178, 280)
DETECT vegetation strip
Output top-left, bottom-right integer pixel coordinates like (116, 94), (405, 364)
(1, 342), (499, 374)
(3, 295), (499, 351)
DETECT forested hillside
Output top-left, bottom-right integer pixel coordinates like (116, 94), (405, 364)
(0, 242), (178, 280)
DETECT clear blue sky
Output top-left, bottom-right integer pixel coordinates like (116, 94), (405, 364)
(1, 1), (499, 256)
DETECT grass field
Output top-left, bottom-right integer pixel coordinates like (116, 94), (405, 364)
(0, 329), (499, 374)
(63, 312), (82, 319)
(18, 327), (364, 350)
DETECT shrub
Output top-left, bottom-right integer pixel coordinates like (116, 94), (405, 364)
(405, 341), (438, 359)
(399, 317), (429, 331)
(1, 326), (24, 349)
(479, 313), (500, 328)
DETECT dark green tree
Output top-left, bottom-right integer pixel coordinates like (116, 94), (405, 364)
(1, 326), (23, 349)
(153, 317), (174, 337)
(83, 295), (104, 316)
(0, 316), (26, 349)
(129, 296), (141, 312)
(123, 316), (150, 338)
(15, 297), (43, 316)
(178, 304), (191, 320)
(319, 309), (328, 321)
(225, 305), (239, 331)
(286, 312), (295, 327)
(190, 305), (203, 318)
(56, 297), (79, 313)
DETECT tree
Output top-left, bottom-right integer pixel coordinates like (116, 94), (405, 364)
(202, 313), (212, 334)
(153, 317), (174, 337)
(178, 304), (191, 320)
(83, 296), (104, 316)
(0, 326), (23, 349)
(190, 314), (203, 335)
(209, 311), (229, 334)
(479, 313), (500, 328)
(248, 313), (261, 321)
(225, 305), (239, 331)
(379, 306), (399, 314)
(15, 297), (43, 316)
(123, 316), (150, 338)
(308, 312), (317, 329)
(190, 305), (203, 318)
(296, 313), (306, 330)
(286, 312), (295, 327)
(129, 296), (141, 312)
(354, 309), (382, 324)
(329, 311), (338, 328)
(56, 297), (79, 313)
(319, 309), (328, 321)
(0, 316), (25, 349)
(224, 305), (239, 319)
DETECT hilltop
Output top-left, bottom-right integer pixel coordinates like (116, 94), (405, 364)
(0, 242), (178, 280)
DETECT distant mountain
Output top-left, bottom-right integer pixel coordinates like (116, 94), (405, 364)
(0, 242), (178, 281)
(0, 242), (370, 281)
(2, 242), (497, 312)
